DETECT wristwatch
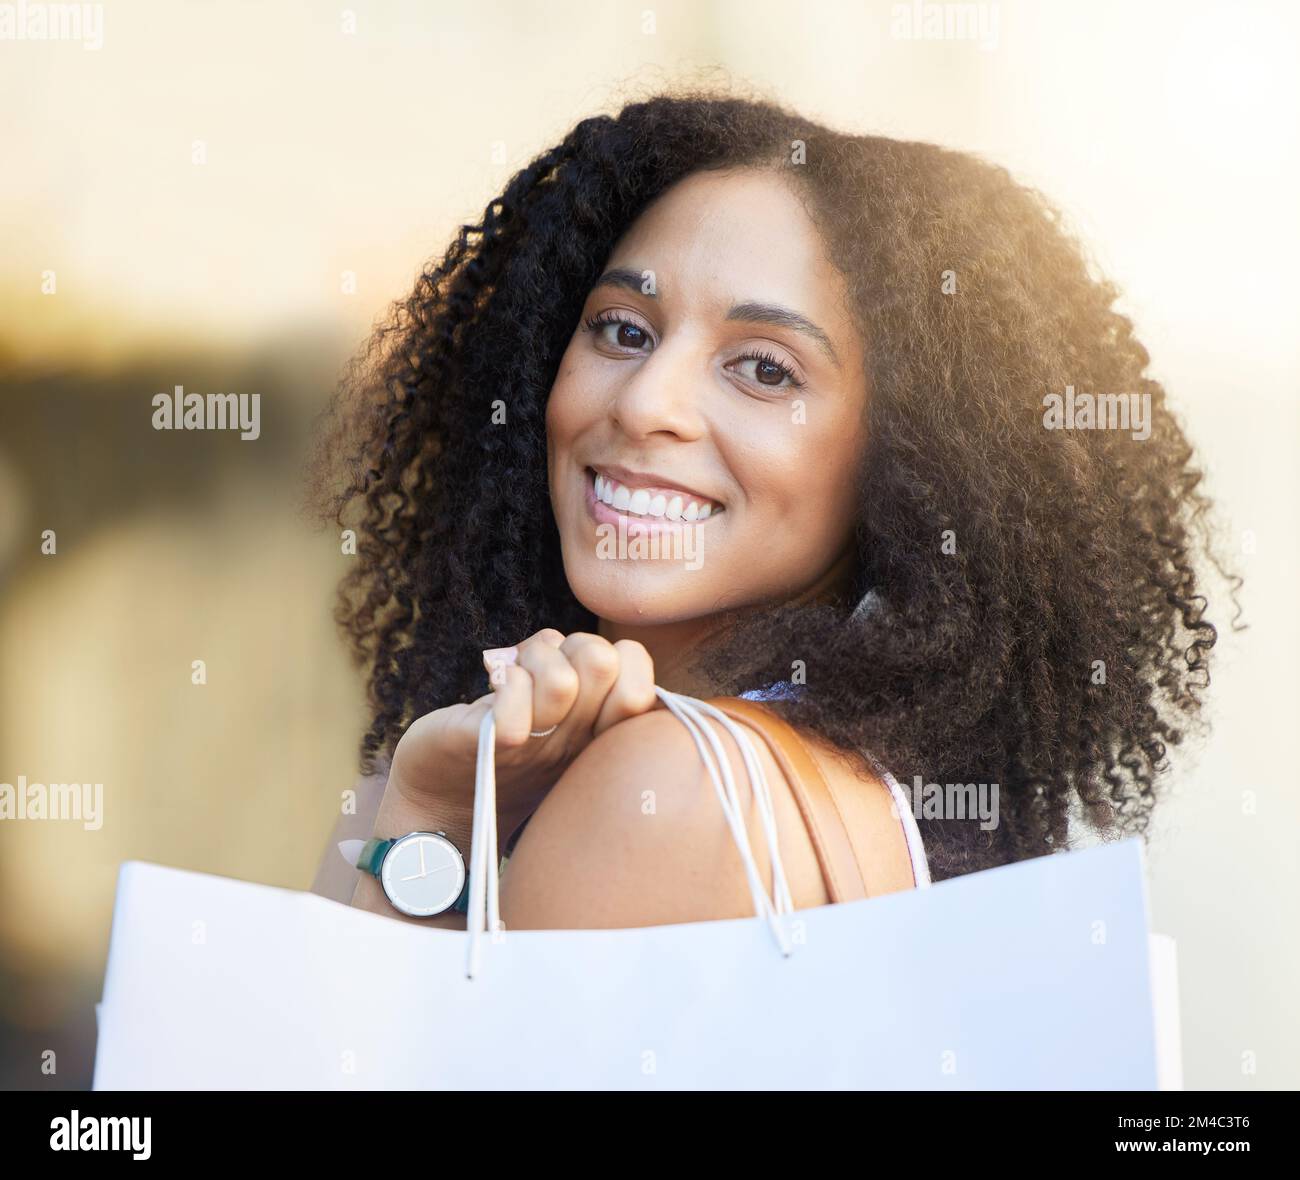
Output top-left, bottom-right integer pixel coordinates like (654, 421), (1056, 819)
(355, 831), (470, 917)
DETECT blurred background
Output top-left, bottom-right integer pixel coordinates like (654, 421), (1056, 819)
(1, 0), (1296, 1090)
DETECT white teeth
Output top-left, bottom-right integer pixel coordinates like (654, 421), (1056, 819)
(591, 469), (720, 521)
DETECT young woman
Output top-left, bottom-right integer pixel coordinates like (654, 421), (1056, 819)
(309, 91), (1226, 930)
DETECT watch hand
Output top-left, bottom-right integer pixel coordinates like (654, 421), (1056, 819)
(419, 843), (427, 875)
(399, 863), (455, 882)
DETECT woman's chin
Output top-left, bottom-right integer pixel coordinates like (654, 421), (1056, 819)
(565, 560), (713, 627)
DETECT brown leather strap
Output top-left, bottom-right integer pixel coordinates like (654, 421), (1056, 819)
(704, 696), (869, 903)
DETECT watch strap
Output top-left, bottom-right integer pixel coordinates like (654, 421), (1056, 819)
(450, 855), (513, 914)
(355, 837), (394, 878)
(450, 877), (471, 914)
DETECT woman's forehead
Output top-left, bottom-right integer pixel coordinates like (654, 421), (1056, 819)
(604, 169), (843, 311)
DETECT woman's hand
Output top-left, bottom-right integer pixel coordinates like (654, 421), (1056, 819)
(386, 629), (658, 830)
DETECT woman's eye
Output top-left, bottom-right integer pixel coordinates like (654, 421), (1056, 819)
(585, 314), (653, 351)
(731, 353), (802, 389)
(610, 321), (650, 349)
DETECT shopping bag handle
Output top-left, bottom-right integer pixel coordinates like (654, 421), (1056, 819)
(704, 696), (931, 897)
(465, 689), (796, 979)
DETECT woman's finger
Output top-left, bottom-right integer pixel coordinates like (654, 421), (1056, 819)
(521, 628), (566, 650)
(484, 627), (564, 671)
(515, 638), (580, 735)
(592, 639), (658, 736)
(557, 632), (621, 736)
(491, 663), (536, 748)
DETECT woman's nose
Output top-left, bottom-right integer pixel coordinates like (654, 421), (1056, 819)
(608, 337), (708, 442)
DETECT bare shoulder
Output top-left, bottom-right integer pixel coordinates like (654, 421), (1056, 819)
(498, 705), (830, 930)
(791, 724), (918, 898)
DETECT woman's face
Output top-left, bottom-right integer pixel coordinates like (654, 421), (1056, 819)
(546, 167), (870, 628)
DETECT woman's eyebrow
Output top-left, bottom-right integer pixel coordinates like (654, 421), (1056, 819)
(592, 267), (652, 295)
(725, 301), (840, 368)
(592, 269), (841, 368)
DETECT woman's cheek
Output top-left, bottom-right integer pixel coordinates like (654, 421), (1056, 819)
(549, 358), (603, 435)
(764, 425), (857, 553)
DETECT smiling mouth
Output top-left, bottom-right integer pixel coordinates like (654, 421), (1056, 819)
(586, 466), (724, 523)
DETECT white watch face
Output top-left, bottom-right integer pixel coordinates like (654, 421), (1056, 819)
(380, 833), (465, 917)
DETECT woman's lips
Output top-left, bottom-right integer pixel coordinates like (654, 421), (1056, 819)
(582, 467), (722, 537)
(590, 465), (722, 516)
(592, 463), (721, 511)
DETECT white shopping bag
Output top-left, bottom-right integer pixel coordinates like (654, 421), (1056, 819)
(93, 841), (1176, 1090)
(93, 699), (1178, 1090)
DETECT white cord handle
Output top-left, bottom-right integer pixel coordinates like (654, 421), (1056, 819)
(465, 689), (796, 979)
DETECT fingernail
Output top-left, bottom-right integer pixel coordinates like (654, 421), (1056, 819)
(482, 646), (518, 670)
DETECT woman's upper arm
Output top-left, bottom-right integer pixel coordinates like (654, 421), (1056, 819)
(498, 708), (829, 930)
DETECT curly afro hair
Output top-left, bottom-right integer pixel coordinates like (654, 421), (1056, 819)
(311, 89), (1234, 882)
